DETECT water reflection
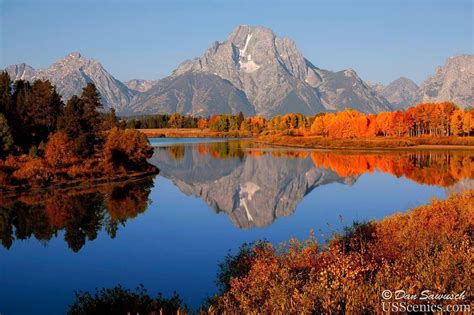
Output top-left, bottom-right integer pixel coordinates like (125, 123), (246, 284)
(0, 177), (155, 251)
(151, 141), (473, 229)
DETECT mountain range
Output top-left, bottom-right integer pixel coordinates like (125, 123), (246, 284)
(369, 54), (473, 109)
(4, 26), (473, 116)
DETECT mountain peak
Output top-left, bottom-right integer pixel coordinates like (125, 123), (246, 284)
(419, 54), (473, 108)
(167, 25), (392, 116)
(67, 51), (82, 59)
(228, 25), (275, 42)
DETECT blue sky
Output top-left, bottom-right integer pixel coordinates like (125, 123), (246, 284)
(1, 0), (472, 84)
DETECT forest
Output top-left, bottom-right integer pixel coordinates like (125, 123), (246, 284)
(0, 72), (156, 190)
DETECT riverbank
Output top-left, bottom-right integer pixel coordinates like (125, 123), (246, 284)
(139, 128), (474, 150)
(0, 167), (158, 194)
(256, 135), (474, 150)
(66, 189), (473, 314)
(139, 128), (251, 138)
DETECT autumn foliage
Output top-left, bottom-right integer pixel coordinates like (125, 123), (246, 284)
(163, 141), (473, 187)
(310, 151), (473, 186)
(44, 131), (78, 167)
(208, 190), (473, 313)
(309, 103), (473, 139)
(103, 127), (154, 172)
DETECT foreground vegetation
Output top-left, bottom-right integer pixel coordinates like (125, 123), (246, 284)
(0, 72), (157, 190)
(68, 190), (473, 314)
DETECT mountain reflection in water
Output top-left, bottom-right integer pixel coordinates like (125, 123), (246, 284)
(1, 141), (472, 250)
(150, 141), (473, 229)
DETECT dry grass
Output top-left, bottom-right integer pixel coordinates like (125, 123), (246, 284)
(256, 134), (474, 150)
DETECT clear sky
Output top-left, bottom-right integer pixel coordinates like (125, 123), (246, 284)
(1, 0), (472, 85)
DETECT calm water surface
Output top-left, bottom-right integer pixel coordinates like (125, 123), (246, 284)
(1, 139), (472, 314)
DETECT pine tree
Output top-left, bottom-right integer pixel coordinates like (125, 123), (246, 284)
(58, 96), (84, 139)
(101, 108), (120, 130)
(11, 80), (33, 149)
(237, 111), (244, 129)
(58, 95), (91, 156)
(29, 80), (63, 144)
(81, 83), (103, 135)
(0, 72), (12, 115)
(0, 113), (13, 156)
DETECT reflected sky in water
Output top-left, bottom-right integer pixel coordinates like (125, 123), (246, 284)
(1, 139), (472, 314)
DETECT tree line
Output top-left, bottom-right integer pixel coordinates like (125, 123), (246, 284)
(124, 112), (200, 129)
(130, 103), (473, 138)
(209, 104), (473, 137)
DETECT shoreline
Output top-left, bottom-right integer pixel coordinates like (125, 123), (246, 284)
(139, 128), (474, 150)
(139, 128), (249, 138)
(0, 168), (158, 195)
(253, 140), (474, 151)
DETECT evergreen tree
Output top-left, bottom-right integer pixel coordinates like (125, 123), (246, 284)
(29, 80), (63, 144)
(11, 80), (33, 149)
(81, 83), (103, 135)
(58, 95), (91, 156)
(237, 111), (244, 129)
(0, 72), (12, 115)
(58, 96), (84, 139)
(102, 108), (120, 130)
(0, 113), (13, 156)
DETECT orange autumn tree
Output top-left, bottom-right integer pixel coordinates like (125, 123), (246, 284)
(103, 128), (154, 172)
(197, 117), (209, 130)
(307, 102), (466, 139)
(44, 131), (79, 167)
(310, 151), (473, 186)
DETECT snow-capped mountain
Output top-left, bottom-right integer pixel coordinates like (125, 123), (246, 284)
(152, 25), (392, 117)
(3, 28), (472, 115)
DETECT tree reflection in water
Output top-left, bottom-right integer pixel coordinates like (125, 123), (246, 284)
(161, 141), (473, 187)
(0, 177), (155, 252)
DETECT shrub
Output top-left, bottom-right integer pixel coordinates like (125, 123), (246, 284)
(44, 132), (78, 167)
(13, 158), (52, 186)
(68, 285), (185, 315)
(103, 128), (153, 172)
(209, 191), (473, 313)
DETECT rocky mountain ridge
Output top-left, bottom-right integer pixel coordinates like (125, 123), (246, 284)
(4, 27), (472, 114)
(370, 55), (473, 109)
(5, 52), (134, 111)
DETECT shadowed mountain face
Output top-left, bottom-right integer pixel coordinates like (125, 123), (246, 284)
(376, 77), (420, 109)
(149, 143), (356, 229)
(127, 72), (256, 116)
